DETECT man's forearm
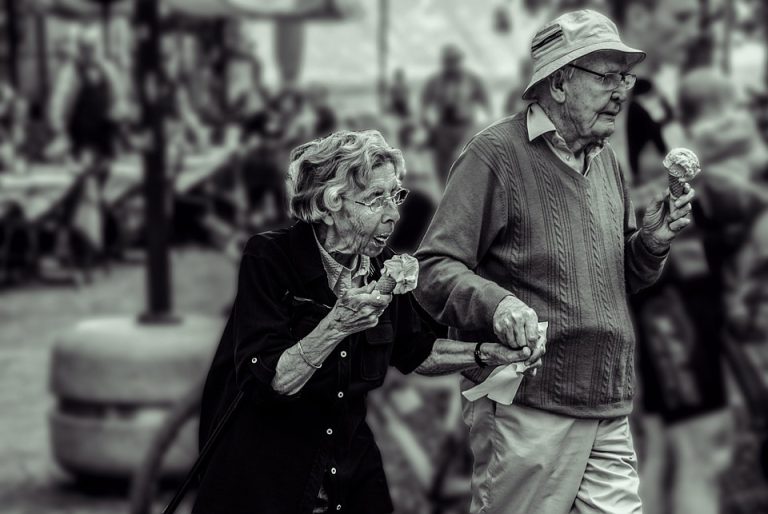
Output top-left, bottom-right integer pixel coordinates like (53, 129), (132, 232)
(625, 230), (668, 294)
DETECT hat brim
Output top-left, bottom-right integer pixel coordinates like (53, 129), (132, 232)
(521, 41), (646, 100)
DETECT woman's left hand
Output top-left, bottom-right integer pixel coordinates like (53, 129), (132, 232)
(330, 283), (393, 336)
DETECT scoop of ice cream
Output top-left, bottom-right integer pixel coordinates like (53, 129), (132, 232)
(380, 254), (419, 295)
(663, 147), (701, 181)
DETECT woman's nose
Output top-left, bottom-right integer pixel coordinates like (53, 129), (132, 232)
(382, 201), (400, 223)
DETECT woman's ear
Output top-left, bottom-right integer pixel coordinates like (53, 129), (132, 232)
(320, 211), (334, 226)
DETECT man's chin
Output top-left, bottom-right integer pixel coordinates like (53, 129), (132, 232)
(593, 123), (615, 139)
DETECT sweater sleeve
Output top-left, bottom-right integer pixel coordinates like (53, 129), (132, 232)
(414, 146), (512, 329)
(620, 158), (669, 294)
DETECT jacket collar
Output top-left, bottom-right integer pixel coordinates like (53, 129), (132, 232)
(288, 221), (327, 285)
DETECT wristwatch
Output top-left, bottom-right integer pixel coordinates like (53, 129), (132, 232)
(474, 342), (487, 368)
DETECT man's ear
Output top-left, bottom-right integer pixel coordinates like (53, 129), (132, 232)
(548, 71), (567, 104)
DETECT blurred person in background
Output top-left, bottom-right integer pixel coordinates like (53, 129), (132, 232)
(415, 10), (695, 514)
(678, 68), (768, 341)
(421, 44), (491, 187)
(159, 36), (212, 153)
(46, 26), (130, 276)
(48, 26), (128, 163)
(609, 4), (734, 514)
(192, 130), (533, 514)
(305, 83), (337, 138)
(273, 86), (316, 150)
(227, 52), (270, 135)
(0, 79), (25, 172)
(386, 68), (411, 120)
(610, 0), (701, 181)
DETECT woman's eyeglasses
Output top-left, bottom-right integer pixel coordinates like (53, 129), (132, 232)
(568, 64), (637, 91)
(354, 188), (410, 212)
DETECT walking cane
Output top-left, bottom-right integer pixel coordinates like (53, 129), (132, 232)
(162, 390), (245, 514)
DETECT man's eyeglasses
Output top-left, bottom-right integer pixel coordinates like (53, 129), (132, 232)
(568, 64), (637, 91)
(354, 188), (410, 211)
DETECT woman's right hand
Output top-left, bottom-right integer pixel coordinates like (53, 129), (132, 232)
(327, 282), (393, 336)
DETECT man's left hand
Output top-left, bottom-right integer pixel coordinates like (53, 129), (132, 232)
(640, 183), (695, 254)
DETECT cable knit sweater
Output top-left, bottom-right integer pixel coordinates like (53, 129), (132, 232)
(414, 114), (667, 418)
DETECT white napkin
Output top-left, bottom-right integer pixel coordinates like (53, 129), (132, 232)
(462, 322), (548, 405)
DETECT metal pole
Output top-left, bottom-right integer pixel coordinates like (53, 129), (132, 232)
(135, 0), (175, 323)
(34, 12), (49, 100)
(722, 0), (734, 73)
(377, 0), (389, 112)
(100, 2), (111, 57)
(4, 0), (18, 87)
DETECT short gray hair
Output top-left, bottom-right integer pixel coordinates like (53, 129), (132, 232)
(287, 130), (406, 223)
(529, 65), (576, 102)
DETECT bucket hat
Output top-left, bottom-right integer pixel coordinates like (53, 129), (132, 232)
(522, 9), (645, 100)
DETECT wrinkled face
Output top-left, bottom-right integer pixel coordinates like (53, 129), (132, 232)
(562, 51), (631, 142)
(649, 0), (700, 65)
(326, 162), (401, 258)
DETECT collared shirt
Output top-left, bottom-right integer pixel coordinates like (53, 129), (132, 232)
(526, 102), (605, 175)
(312, 228), (371, 297)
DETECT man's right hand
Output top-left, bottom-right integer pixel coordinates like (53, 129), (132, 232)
(493, 295), (540, 350)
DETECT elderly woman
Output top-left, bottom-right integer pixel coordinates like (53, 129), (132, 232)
(192, 130), (531, 514)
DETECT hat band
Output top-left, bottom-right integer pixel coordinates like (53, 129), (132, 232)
(532, 31), (565, 59)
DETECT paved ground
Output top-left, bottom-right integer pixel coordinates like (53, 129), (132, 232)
(0, 248), (766, 514)
(0, 249), (235, 514)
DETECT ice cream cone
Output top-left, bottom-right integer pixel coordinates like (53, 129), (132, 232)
(663, 148), (700, 199)
(669, 172), (687, 198)
(376, 275), (397, 294)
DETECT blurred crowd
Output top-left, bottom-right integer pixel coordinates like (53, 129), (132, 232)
(1, 0), (767, 513)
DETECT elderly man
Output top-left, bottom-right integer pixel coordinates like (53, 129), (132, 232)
(414, 10), (695, 514)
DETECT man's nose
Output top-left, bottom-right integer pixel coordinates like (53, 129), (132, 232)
(611, 87), (628, 103)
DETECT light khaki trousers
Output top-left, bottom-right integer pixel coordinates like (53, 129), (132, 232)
(462, 381), (643, 514)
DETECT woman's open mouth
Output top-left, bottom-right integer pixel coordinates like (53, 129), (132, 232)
(373, 234), (391, 246)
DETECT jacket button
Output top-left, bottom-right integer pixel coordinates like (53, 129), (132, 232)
(340, 351), (347, 358)
(326, 428), (333, 435)
(251, 357), (257, 364)
(331, 467), (337, 474)
(337, 392), (344, 398)
(336, 505), (342, 511)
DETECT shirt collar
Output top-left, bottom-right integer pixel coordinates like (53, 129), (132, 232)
(526, 103), (606, 149)
(312, 227), (371, 296)
(526, 102), (606, 173)
(527, 102), (559, 142)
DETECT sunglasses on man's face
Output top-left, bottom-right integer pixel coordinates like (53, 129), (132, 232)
(568, 64), (637, 91)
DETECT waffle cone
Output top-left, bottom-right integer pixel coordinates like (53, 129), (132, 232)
(669, 175), (686, 198)
(376, 275), (397, 294)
